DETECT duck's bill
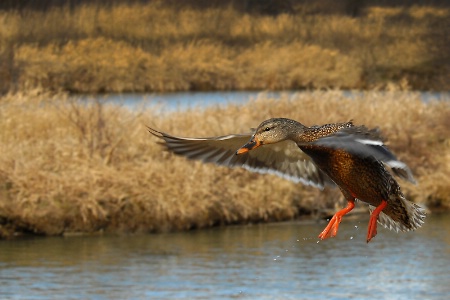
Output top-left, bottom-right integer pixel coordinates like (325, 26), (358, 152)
(236, 137), (262, 155)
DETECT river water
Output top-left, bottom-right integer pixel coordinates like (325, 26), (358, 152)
(77, 90), (449, 113)
(1, 213), (449, 299)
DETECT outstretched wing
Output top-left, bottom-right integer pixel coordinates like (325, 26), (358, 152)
(148, 127), (335, 189)
(312, 126), (416, 183)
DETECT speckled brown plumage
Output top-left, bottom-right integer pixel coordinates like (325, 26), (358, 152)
(148, 118), (426, 242)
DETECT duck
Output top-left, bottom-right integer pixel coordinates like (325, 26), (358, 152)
(148, 118), (425, 242)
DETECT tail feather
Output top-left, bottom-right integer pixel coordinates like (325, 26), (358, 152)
(369, 194), (426, 233)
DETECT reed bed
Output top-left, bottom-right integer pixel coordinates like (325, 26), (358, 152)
(0, 2), (448, 93)
(0, 89), (449, 238)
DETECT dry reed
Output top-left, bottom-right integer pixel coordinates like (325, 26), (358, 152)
(0, 89), (449, 238)
(0, 2), (448, 93)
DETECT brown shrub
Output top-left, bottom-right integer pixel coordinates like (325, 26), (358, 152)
(0, 3), (448, 92)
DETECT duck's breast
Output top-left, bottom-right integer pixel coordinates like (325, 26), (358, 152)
(300, 145), (391, 206)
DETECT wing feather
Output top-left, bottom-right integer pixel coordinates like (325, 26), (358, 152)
(148, 127), (335, 189)
(312, 126), (416, 183)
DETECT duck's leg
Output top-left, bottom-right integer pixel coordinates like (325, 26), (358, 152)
(318, 199), (355, 240)
(366, 200), (387, 243)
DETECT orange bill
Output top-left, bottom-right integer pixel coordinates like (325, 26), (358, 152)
(236, 137), (262, 155)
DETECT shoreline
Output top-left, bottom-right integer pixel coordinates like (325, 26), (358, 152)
(0, 206), (391, 239)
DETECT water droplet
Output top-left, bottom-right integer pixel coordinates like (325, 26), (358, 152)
(316, 240), (320, 244)
(350, 236), (354, 240)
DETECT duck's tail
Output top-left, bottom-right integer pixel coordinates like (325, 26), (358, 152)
(369, 192), (426, 233)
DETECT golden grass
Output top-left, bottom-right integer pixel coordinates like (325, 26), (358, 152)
(0, 2), (448, 93)
(0, 89), (449, 237)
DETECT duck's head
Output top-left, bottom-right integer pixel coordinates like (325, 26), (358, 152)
(236, 118), (305, 154)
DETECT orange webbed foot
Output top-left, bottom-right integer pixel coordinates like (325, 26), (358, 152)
(318, 215), (341, 239)
(366, 200), (388, 243)
(318, 200), (355, 240)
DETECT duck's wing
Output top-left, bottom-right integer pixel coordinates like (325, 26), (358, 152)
(148, 127), (335, 189)
(311, 126), (416, 183)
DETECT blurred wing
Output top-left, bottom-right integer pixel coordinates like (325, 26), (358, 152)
(312, 126), (416, 183)
(148, 127), (335, 189)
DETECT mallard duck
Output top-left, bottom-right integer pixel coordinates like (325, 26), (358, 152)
(148, 118), (425, 242)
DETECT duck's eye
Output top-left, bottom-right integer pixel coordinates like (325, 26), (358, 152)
(264, 127), (271, 132)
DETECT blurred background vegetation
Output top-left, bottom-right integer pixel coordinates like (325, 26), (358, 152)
(0, 0), (448, 94)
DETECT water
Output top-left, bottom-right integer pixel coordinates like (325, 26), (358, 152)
(1, 213), (449, 299)
(78, 91), (284, 112)
(77, 90), (449, 113)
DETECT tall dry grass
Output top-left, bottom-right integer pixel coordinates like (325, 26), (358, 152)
(0, 2), (448, 93)
(0, 89), (449, 237)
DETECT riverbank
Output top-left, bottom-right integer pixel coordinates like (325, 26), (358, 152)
(0, 1), (449, 94)
(0, 90), (449, 238)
